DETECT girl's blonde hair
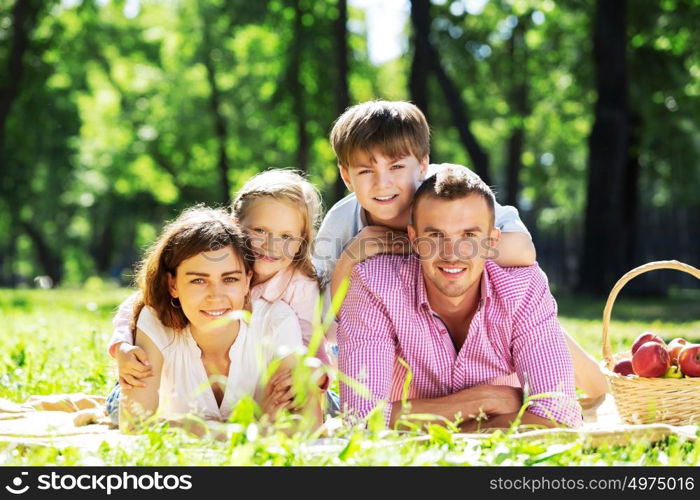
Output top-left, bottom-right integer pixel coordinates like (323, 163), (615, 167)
(232, 169), (322, 282)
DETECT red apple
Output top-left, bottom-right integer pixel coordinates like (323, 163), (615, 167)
(667, 338), (688, 364)
(631, 331), (666, 355)
(678, 344), (700, 377)
(632, 341), (670, 378)
(612, 359), (635, 376)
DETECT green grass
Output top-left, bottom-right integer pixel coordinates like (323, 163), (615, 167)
(1, 288), (699, 466)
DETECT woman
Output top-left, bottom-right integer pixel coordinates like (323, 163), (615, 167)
(119, 205), (322, 436)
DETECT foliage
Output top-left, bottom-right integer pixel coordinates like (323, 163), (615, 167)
(1, 0), (698, 289)
(0, 288), (698, 465)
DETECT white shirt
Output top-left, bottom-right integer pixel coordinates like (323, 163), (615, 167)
(136, 299), (303, 421)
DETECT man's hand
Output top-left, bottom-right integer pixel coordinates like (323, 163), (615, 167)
(479, 385), (524, 416)
(116, 343), (153, 390)
(390, 384), (525, 429)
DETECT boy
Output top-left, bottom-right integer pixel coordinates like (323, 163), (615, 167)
(313, 100), (535, 301)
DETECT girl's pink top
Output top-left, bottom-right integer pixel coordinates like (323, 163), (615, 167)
(248, 267), (331, 367)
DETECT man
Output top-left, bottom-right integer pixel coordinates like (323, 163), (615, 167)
(337, 165), (582, 430)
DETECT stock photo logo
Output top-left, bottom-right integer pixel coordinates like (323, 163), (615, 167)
(5, 472), (29, 495)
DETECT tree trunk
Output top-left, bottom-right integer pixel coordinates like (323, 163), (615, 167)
(333, 0), (351, 203)
(409, 0), (430, 122)
(20, 221), (62, 284)
(505, 18), (528, 208)
(409, 0), (491, 184)
(289, 0), (309, 172)
(202, 14), (231, 204)
(622, 111), (641, 269)
(577, 0), (629, 295)
(0, 0), (42, 152)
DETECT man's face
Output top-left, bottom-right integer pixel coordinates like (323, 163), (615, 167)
(407, 195), (500, 302)
(340, 148), (428, 228)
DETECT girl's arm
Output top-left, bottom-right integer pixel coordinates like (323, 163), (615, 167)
(109, 294), (153, 389)
(108, 293), (139, 357)
(118, 328), (163, 433)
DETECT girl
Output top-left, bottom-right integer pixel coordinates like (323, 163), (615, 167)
(108, 169), (333, 422)
(118, 205), (321, 433)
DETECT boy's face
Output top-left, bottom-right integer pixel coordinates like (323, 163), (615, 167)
(340, 148), (428, 228)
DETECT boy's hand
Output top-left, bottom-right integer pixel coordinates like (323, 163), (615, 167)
(342, 225), (411, 266)
(116, 343), (153, 390)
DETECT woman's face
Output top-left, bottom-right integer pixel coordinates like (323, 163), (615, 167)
(239, 197), (305, 285)
(168, 245), (252, 336)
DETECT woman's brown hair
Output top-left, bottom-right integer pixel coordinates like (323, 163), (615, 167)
(130, 205), (254, 332)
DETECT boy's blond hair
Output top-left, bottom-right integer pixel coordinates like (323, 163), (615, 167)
(330, 100), (430, 168)
(231, 169), (322, 283)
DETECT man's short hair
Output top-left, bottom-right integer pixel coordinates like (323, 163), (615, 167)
(411, 164), (496, 228)
(330, 100), (430, 168)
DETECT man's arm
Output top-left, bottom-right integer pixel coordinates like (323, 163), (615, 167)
(390, 385), (523, 429)
(459, 410), (555, 432)
(337, 265), (397, 424)
(510, 267), (582, 428)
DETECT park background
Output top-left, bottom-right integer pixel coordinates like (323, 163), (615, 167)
(0, 0), (699, 466)
(1, 0), (699, 295)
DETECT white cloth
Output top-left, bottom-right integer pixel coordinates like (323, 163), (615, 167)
(135, 299), (302, 421)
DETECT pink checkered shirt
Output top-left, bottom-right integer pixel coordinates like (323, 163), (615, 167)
(337, 254), (582, 428)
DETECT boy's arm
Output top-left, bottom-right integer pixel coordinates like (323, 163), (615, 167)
(330, 225), (409, 299)
(492, 232), (536, 267)
(491, 203), (536, 267)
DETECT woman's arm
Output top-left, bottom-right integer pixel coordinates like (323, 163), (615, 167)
(118, 328), (163, 433)
(262, 355), (323, 430)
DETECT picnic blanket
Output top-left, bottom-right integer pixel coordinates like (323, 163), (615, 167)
(0, 394), (696, 454)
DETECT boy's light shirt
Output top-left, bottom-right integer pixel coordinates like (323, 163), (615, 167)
(312, 163), (532, 288)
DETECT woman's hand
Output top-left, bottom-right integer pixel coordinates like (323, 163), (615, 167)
(262, 369), (296, 416)
(116, 343), (153, 389)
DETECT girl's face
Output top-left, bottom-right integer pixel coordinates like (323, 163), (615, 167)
(168, 245), (252, 336)
(239, 197), (305, 285)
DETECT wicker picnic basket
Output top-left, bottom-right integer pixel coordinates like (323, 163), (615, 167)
(601, 260), (700, 426)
